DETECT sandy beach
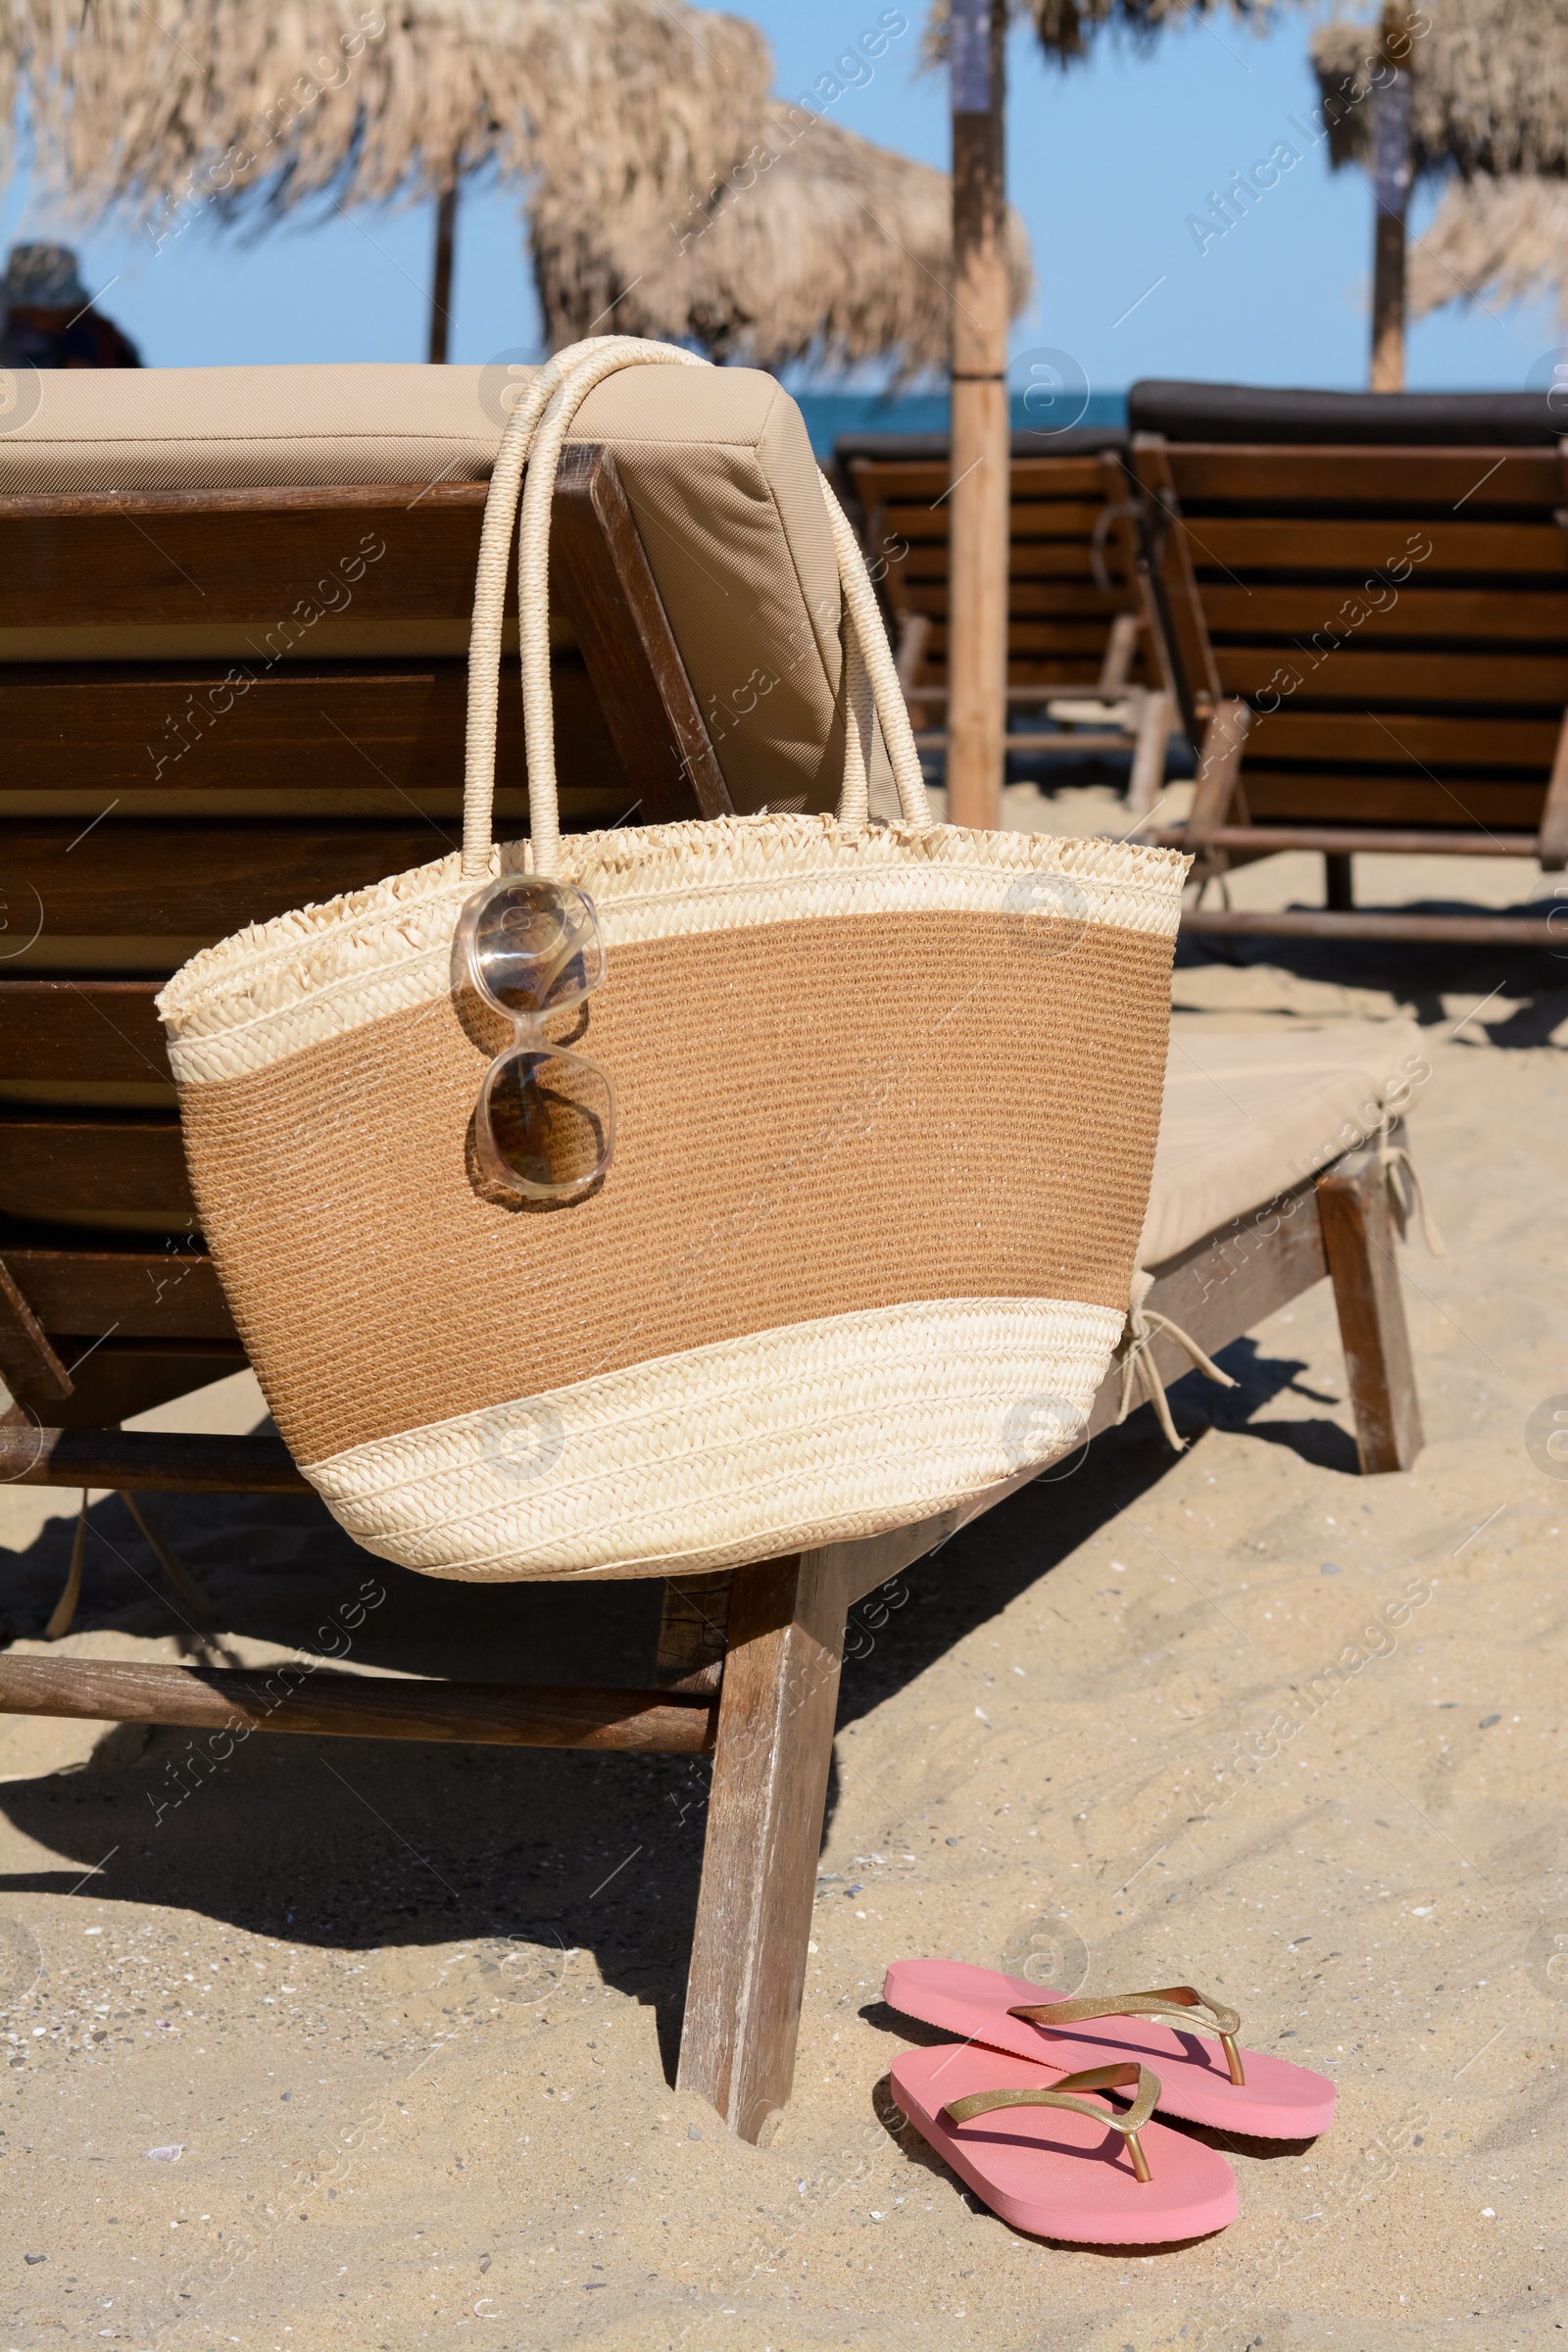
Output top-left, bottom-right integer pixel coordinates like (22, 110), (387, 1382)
(2, 834), (1564, 2350)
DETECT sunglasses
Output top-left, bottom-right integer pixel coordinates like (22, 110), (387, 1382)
(456, 874), (615, 1202)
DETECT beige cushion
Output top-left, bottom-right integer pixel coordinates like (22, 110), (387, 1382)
(1140, 1020), (1426, 1269)
(1, 362), (845, 815)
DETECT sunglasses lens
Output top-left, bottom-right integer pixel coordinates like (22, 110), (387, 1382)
(466, 877), (605, 1017)
(480, 1049), (614, 1199)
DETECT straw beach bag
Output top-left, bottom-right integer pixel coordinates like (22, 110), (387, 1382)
(158, 337), (1188, 1583)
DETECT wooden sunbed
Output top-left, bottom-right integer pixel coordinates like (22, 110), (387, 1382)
(0, 376), (1426, 2149)
(837, 429), (1172, 806)
(1122, 381), (1568, 944)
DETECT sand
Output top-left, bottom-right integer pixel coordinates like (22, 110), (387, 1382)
(2, 836), (1565, 2351)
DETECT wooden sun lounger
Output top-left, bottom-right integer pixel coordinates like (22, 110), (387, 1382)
(836, 429), (1172, 805)
(1122, 382), (1568, 943)
(0, 407), (1425, 2150)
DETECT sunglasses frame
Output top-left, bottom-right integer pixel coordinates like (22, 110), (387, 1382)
(456, 873), (616, 1203)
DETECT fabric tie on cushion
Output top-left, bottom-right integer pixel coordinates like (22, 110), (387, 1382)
(1378, 1116), (1445, 1255)
(1112, 1266), (1236, 1452)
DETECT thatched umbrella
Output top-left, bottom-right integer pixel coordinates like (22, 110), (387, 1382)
(5, 0), (772, 360)
(1312, 0), (1568, 383)
(1408, 172), (1568, 320)
(530, 112), (1033, 378)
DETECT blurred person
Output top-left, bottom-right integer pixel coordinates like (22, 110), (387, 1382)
(0, 243), (140, 368)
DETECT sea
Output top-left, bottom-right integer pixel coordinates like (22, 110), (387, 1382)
(795, 387), (1128, 456)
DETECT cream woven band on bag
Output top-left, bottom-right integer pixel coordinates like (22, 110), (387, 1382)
(159, 336), (1190, 1582)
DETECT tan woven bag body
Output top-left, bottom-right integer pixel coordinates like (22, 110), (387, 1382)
(158, 337), (1188, 1584)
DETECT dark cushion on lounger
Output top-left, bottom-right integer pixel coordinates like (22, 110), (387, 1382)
(832, 425), (1129, 467)
(1127, 380), (1564, 448)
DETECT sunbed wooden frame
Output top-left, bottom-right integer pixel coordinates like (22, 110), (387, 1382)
(1125, 433), (1568, 945)
(0, 463), (1423, 2146)
(839, 439), (1172, 807)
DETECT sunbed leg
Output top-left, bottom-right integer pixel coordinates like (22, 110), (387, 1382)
(1317, 1144), (1423, 1473)
(677, 1550), (848, 2143)
(1325, 852), (1354, 910)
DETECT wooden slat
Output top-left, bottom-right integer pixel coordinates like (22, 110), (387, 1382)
(1203, 585), (1568, 640)
(0, 981), (170, 1084)
(0, 1653), (717, 1754)
(17, 1339), (246, 1431)
(1, 659), (618, 797)
(850, 456), (1111, 502)
(2, 481), (495, 630)
(1165, 444), (1561, 508)
(1216, 645), (1568, 706)
(1246, 709), (1558, 767)
(875, 498), (1108, 540)
(0, 1425), (307, 1492)
(0, 1234), (235, 1339)
(1239, 773), (1549, 828)
(1152, 821), (1541, 857)
(901, 544), (1117, 584)
(11, 818), (453, 936)
(1190, 517), (1566, 574)
(1182, 906), (1560, 944)
(0, 1114), (192, 1221)
(902, 584), (1123, 620)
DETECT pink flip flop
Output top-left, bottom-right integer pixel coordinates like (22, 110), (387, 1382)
(891, 2043), (1237, 2244)
(885, 1959), (1335, 2138)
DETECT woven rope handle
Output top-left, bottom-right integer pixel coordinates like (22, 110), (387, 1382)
(462, 335), (934, 882)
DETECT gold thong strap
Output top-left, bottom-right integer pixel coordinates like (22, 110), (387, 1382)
(943, 2061), (1161, 2184)
(1006, 1983), (1247, 2088)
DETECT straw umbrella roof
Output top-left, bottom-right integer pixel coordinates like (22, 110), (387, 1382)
(923, 0), (1291, 70)
(530, 114), (1034, 376)
(6, 0), (771, 227)
(1408, 172), (1568, 318)
(1310, 0), (1568, 179)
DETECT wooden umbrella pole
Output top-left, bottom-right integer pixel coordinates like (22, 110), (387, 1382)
(429, 183), (459, 364)
(1370, 0), (1413, 391)
(947, 0), (1009, 830)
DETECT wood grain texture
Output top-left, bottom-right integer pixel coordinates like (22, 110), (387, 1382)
(0, 1234), (234, 1340)
(1186, 700), (1250, 842)
(0, 980), (170, 1084)
(1151, 823), (1540, 858)
(678, 1550), (850, 2142)
(11, 818), (454, 936)
(655, 1572), (733, 1695)
(1317, 1138), (1424, 1474)
(0, 1253), (74, 1405)
(1164, 444), (1561, 507)
(2, 658), (618, 799)
(0, 1424), (308, 1492)
(0, 1113), (192, 1222)
(0, 1654), (717, 1753)
(1181, 906), (1559, 944)
(4, 482), (495, 629)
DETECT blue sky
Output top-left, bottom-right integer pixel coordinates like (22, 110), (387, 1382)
(3, 0), (1556, 391)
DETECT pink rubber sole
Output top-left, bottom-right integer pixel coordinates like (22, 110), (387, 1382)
(885, 1958), (1336, 2138)
(891, 2042), (1238, 2245)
